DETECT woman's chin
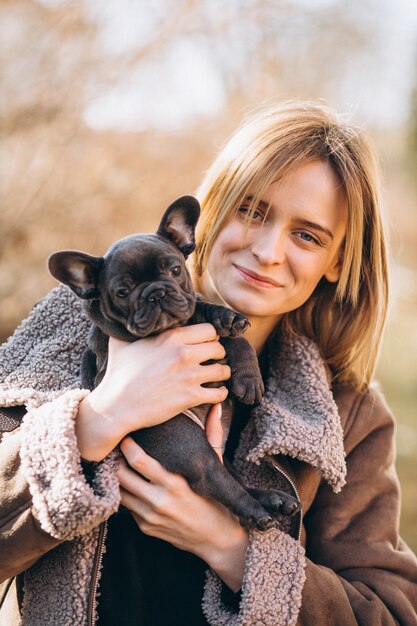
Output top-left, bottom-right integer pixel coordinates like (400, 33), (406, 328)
(221, 295), (280, 320)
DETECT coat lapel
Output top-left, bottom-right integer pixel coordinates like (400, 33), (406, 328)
(246, 333), (346, 493)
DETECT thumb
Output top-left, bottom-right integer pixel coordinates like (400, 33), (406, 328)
(205, 403), (224, 463)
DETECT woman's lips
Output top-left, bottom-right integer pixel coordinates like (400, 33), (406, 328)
(233, 264), (282, 289)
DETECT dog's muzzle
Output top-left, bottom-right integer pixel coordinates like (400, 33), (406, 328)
(126, 281), (195, 337)
(143, 284), (167, 303)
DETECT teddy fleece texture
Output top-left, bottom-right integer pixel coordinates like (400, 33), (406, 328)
(0, 285), (348, 625)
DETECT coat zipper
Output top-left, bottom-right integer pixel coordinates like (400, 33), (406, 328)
(266, 454), (303, 541)
(88, 520), (107, 626)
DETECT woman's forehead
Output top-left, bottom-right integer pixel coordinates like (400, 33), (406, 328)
(244, 161), (348, 236)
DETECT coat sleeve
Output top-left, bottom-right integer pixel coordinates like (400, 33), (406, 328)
(297, 388), (417, 626)
(0, 287), (120, 583)
(202, 526), (306, 626)
(201, 388), (417, 626)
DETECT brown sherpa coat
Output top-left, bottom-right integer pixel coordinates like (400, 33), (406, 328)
(0, 285), (416, 625)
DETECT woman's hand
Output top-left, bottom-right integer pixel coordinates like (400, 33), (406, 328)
(116, 404), (249, 592)
(76, 324), (231, 461)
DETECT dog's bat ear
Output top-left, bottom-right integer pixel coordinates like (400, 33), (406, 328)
(157, 195), (200, 257)
(48, 251), (104, 299)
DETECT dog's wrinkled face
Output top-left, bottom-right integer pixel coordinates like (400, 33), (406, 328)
(98, 234), (195, 336)
(48, 195), (200, 337)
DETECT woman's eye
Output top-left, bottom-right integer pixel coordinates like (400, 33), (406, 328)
(238, 206), (263, 221)
(297, 232), (319, 244)
(116, 288), (130, 298)
(170, 266), (181, 277)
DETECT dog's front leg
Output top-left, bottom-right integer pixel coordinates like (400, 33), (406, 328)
(191, 300), (264, 405)
(221, 336), (264, 405)
(81, 325), (110, 389)
(80, 348), (98, 390)
(191, 299), (249, 337)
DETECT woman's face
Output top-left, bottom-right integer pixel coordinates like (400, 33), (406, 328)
(203, 160), (348, 323)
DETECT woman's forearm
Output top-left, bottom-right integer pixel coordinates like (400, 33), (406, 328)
(75, 328), (230, 461)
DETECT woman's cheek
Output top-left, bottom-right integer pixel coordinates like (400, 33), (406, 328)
(287, 261), (326, 309)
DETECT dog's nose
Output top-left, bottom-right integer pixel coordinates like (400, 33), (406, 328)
(147, 288), (166, 303)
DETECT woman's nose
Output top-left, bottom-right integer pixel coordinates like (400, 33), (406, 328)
(251, 227), (286, 266)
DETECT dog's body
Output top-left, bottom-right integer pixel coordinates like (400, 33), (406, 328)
(49, 196), (300, 529)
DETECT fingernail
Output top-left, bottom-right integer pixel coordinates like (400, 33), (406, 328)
(216, 403), (222, 419)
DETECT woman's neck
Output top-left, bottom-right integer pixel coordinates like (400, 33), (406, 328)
(241, 316), (281, 354)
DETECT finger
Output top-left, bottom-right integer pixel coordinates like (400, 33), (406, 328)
(116, 457), (155, 500)
(119, 489), (160, 536)
(198, 362), (231, 384)
(187, 340), (226, 363)
(120, 437), (174, 486)
(205, 403), (224, 462)
(199, 385), (229, 405)
(115, 456), (130, 477)
(122, 500), (161, 539)
(168, 323), (219, 344)
(119, 486), (151, 516)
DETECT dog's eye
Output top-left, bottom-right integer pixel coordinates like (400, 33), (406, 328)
(116, 288), (129, 298)
(170, 266), (181, 277)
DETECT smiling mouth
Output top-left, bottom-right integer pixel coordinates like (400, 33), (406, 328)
(233, 264), (282, 289)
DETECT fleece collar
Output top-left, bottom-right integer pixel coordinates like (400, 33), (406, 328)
(247, 333), (346, 493)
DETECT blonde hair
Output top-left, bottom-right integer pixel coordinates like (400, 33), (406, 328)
(193, 101), (389, 390)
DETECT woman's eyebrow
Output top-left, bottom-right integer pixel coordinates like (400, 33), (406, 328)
(244, 195), (269, 206)
(245, 196), (334, 240)
(295, 218), (334, 240)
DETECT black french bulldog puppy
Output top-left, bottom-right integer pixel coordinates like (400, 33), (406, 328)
(48, 195), (300, 529)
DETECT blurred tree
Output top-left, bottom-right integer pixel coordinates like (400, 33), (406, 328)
(0, 0), (414, 329)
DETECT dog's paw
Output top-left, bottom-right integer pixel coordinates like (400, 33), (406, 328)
(230, 371), (264, 405)
(279, 494), (301, 517)
(248, 488), (301, 517)
(210, 308), (249, 337)
(239, 512), (274, 531)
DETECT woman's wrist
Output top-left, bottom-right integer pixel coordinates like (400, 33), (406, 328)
(199, 519), (249, 592)
(75, 390), (131, 462)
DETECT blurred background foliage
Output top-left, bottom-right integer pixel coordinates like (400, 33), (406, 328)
(1, 0), (416, 550)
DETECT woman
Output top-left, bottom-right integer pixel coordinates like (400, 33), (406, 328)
(0, 101), (416, 626)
